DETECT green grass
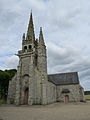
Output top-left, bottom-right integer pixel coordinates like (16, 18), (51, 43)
(0, 101), (7, 104)
(85, 95), (90, 100)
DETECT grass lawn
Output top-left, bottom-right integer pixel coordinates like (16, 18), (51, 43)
(85, 95), (90, 100)
(0, 101), (7, 104)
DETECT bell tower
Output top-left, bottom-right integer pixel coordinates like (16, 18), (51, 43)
(14, 11), (48, 105)
(15, 12), (37, 105)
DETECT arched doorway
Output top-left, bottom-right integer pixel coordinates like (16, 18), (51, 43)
(64, 95), (69, 102)
(24, 88), (29, 104)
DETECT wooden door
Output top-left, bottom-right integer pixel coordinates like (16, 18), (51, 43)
(65, 95), (69, 102)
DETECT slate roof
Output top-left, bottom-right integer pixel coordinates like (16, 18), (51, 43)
(48, 72), (79, 85)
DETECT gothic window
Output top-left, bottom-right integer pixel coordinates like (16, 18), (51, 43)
(23, 74), (29, 87)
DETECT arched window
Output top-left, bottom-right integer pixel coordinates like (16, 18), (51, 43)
(24, 46), (27, 50)
(29, 45), (32, 49)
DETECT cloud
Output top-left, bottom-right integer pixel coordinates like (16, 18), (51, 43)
(47, 42), (79, 67)
(47, 42), (90, 90)
(5, 55), (19, 69)
(0, 0), (90, 90)
(0, 55), (19, 70)
(47, 42), (90, 73)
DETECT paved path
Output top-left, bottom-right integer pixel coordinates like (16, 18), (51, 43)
(0, 102), (90, 120)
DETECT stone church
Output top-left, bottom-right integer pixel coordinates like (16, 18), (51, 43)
(7, 12), (84, 105)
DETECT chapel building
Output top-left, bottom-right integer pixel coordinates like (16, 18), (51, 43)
(7, 12), (85, 105)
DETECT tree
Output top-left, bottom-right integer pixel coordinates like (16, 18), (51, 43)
(0, 69), (17, 100)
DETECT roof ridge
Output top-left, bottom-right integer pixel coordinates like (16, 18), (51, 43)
(48, 72), (77, 76)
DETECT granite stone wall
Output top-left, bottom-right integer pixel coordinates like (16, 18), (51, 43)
(47, 82), (56, 104)
(56, 84), (83, 102)
(7, 75), (16, 104)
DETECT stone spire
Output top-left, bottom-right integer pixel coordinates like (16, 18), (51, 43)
(39, 27), (45, 45)
(26, 11), (35, 42)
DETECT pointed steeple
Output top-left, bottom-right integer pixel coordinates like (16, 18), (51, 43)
(26, 11), (35, 42)
(39, 27), (45, 45)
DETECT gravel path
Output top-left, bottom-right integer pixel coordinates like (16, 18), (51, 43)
(0, 102), (90, 120)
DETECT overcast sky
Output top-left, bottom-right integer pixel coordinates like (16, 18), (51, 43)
(0, 0), (90, 90)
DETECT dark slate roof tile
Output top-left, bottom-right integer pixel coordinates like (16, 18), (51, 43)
(48, 72), (79, 85)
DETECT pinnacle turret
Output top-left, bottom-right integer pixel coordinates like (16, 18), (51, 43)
(39, 27), (45, 45)
(26, 11), (35, 42)
(22, 33), (25, 41)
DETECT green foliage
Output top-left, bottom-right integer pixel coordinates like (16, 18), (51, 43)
(0, 69), (17, 100)
(0, 101), (7, 104)
(85, 95), (90, 100)
(84, 91), (90, 95)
